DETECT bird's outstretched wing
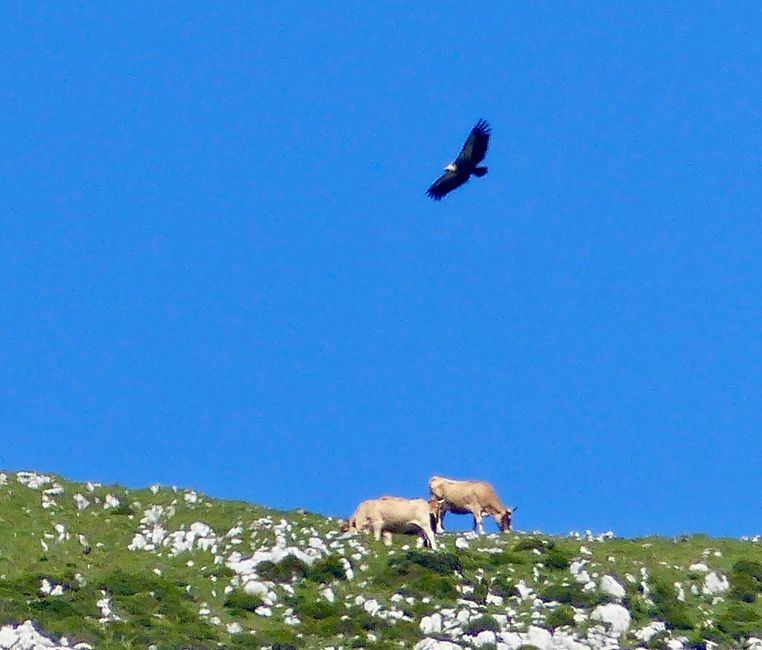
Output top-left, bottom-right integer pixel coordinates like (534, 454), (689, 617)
(426, 169), (468, 200)
(456, 119), (491, 166)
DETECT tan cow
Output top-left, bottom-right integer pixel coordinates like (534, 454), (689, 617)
(429, 476), (514, 534)
(341, 496), (438, 550)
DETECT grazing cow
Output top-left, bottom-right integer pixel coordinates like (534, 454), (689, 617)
(429, 476), (514, 534)
(341, 496), (438, 550)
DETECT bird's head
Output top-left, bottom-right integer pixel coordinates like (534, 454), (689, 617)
(445, 163), (457, 173)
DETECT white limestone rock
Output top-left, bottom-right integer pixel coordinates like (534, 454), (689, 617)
(521, 625), (552, 650)
(635, 621), (666, 643)
(590, 603), (631, 635)
(473, 630), (497, 647)
(363, 599), (381, 616)
(420, 613), (443, 635)
(703, 572), (729, 595)
(600, 574), (626, 600)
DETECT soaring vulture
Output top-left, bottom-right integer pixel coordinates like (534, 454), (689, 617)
(426, 119), (491, 200)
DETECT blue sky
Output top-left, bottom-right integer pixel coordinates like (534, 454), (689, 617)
(2, 4), (761, 537)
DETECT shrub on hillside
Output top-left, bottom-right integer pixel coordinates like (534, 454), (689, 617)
(388, 550), (462, 576)
(0, 571), (104, 642)
(319, 607), (393, 637)
(471, 580), (489, 604)
(540, 581), (608, 609)
(733, 559), (762, 581)
(29, 597), (82, 618)
(248, 628), (298, 649)
(544, 546), (573, 570)
(490, 576), (520, 599)
(374, 550), (460, 600)
(97, 611), (216, 647)
(97, 569), (192, 623)
(223, 590), (263, 614)
(256, 555), (309, 582)
(415, 572), (459, 599)
(510, 537), (572, 570)
(395, 574), (458, 600)
(513, 537), (548, 553)
(305, 554), (348, 583)
(383, 619), (424, 644)
(683, 629), (723, 650)
(228, 633), (264, 649)
(545, 604), (576, 629)
(98, 570), (183, 601)
(715, 602), (762, 639)
(649, 578), (693, 630)
(297, 598), (342, 621)
(463, 614), (500, 636)
(729, 559), (762, 603)
(95, 569), (213, 644)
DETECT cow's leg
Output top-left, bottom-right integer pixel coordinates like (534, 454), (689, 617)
(381, 530), (393, 546)
(472, 510), (486, 535)
(413, 521), (437, 550)
(424, 528), (438, 551)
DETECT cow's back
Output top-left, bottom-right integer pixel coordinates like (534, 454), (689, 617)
(377, 497), (427, 524)
(430, 477), (503, 508)
(471, 481), (500, 504)
(430, 476), (478, 500)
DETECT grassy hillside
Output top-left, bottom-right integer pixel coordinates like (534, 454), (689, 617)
(0, 471), (760, 650)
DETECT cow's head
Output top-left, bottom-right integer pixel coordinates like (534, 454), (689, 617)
(500, 506), (517, 532)
(339, 518), (354, 534)
(428, 476), (445, 499)
(428, 497), (445, 534)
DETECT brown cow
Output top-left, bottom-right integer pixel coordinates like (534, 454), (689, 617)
(429, 476), (514, 534)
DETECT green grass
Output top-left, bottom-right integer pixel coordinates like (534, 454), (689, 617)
(544, 604), (576, 629)
(1, 470), (761, 649)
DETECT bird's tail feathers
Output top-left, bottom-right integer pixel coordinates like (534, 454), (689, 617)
(473, 166), (488, 177)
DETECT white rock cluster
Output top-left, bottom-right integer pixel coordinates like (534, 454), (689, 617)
(16, 472), (53, 490)
(127, 505), (226, 557)
(0, 620), (92, 650)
